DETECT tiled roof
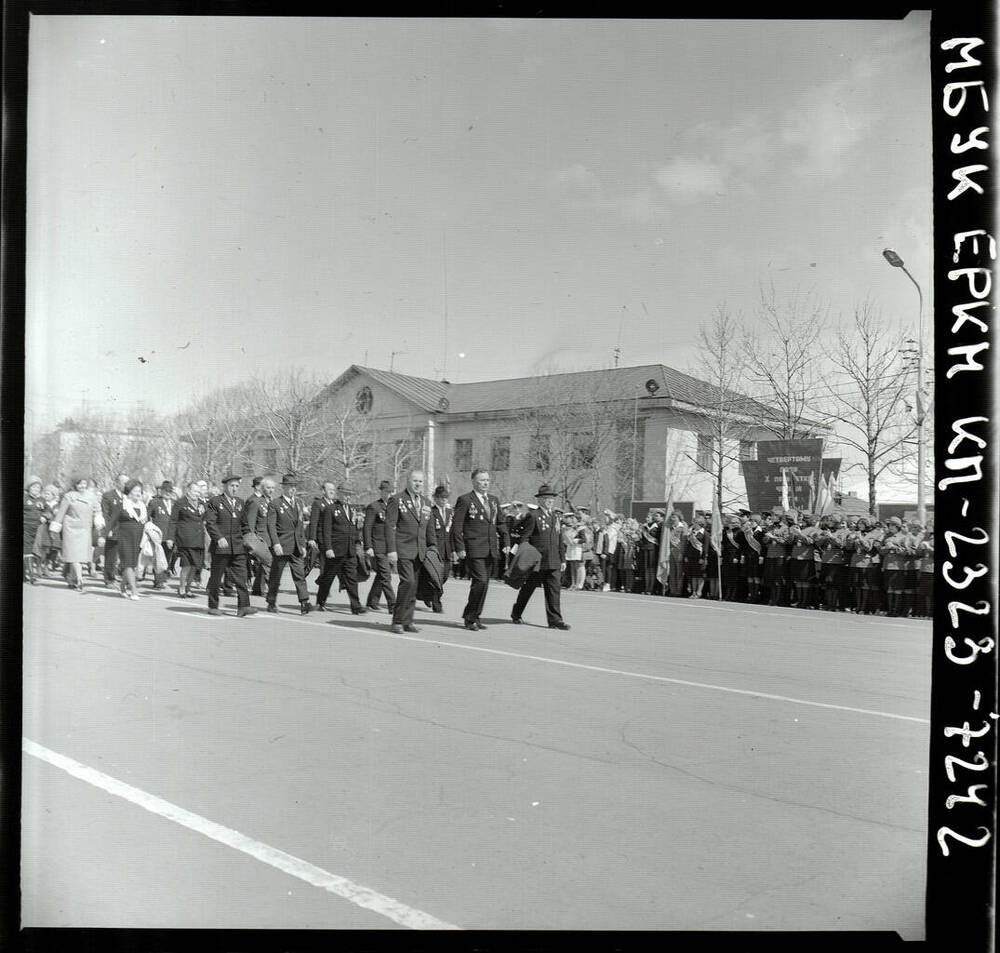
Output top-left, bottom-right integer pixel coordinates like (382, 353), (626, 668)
(344, 363), (811, 425)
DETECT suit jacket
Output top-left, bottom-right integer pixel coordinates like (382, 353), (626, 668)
(241, 492), (270, 540)
(362, 496), (391, 554)
(307, 497), (333, 544)
(266, 494), (308, 555)
(205, 493), (248, 555)
(505, 540), (542, 588)
(385, 490), (436, 561)
(170, 496), (207, 548)
(517, 509), (566, 571)
(451, 491), (509, 559)
(147, 496), (176, 542)
(101, 488), (125, 538)
(430, 502), (453, 560)
(316, 499), (361, 558)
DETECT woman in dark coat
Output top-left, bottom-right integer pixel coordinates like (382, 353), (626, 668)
(169, 480), (208, 598)
(23, 476), (46, 583)
(104, 479), (148, 599)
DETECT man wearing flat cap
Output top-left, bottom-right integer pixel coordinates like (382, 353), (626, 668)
(451, 468), (509, 632)
(265, 473), (312, 614)
(510, 484), (570, 630)
(147, 480), (176, 590)
(363, 479), (396, 613)
(314, 481), (366, 614)
(204, 475), (256, 617)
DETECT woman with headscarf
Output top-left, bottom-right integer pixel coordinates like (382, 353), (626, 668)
(23, 476), (47, 583)
(103, 479), (148, 599)
(49, 477), (98, 591)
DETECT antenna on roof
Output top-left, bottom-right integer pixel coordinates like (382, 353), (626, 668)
(614, 306), (627, 368)
(441, 227), (449, 381)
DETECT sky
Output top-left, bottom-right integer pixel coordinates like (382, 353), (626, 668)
(25, 14), (933, 495)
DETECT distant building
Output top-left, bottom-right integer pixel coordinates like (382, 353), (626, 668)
(253, 364), (830, 512)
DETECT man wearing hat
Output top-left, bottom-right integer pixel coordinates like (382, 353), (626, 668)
(265, 474), (312, 614)
(204, 475), (256, 617)
(242, 475), (274, 596)
(147, 480), (176, 590)
(427, 485), (453, 613)
(451, 468), (510, 632)
(510, 484), (571, 630)
(385, 468), (438, 633)
(314, 481), (366, 614)
(363, 479), (396, 613)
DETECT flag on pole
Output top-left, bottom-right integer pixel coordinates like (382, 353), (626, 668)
(780, 468), (790, 513)
(815, 470), (835, 515)
(656, 489), (673, 589)
(710, 492), (723, 599)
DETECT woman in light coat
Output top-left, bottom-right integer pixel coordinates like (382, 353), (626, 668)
(50, 477), (100, 591)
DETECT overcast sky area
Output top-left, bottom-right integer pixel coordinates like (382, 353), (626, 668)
(26, 13), (932, 486)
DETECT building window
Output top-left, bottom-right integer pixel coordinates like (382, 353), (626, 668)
(530, 434), (550, 471)
(570, 432), (595, 470)
(355, 386), (373, 414)
(454, 438), (473, 472)
(696, 434), (715, 472)
(491, 436), (510, 472)
(739, 439), (756, 461)
(263, 448), (278, 471)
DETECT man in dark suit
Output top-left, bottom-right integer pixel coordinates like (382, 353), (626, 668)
(265, 473), (312, 614)
(427, 485), (453, 613)
(306, 481), (336, 582)
(363, 479), (396, 612)
(204, 475), (257, 617)
(146, 480), (176, 589)
(511, 484), (571, 630)
(385, 469), (438, 633)
(451, 468), (510, 632)
(314, 482), (367, 614)
(100, 472), (129, 586)
(242, 475), (274, 596)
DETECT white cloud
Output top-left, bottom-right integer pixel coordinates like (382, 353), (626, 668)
(652, 158), (726, 200)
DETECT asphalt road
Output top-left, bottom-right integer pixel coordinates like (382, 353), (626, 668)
(21, 572), (931, 934)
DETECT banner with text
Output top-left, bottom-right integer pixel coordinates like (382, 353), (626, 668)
(740, 439), (842, 513)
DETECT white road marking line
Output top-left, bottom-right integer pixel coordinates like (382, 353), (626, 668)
(34, 583), (931, 725)
(22, 738), (460, 931)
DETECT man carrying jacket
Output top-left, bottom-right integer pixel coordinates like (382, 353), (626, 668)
(510, 484), (571, 630)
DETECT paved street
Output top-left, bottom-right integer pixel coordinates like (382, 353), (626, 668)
(21, 575), (930, 934)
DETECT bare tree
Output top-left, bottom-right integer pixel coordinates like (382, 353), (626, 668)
(820, 301), (915, 515)
(515, 370), (639, 512)
(743, 283), (828, 439)
(172, 380), (261, 484)
(684, 304), (754, 511)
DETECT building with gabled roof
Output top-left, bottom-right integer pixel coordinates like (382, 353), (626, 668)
(256, 363), (830, 512)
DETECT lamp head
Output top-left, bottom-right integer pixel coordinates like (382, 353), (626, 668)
(644, 379), (660, 396)
(882, 248), (905, 268)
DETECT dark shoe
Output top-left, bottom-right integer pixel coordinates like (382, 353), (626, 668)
(266, 604), (278, 613)
(237, 606), (258, 617)
(510, 617), (523, 624)
(351, 606), (368, 615)
(464, 621), (480, 631)
(548, 622), (571, 630)
(432, 602), (443, 613)
(300, 602), (312, 615)
(403, 624), (421, 633)
(207, 608), (223, 616)
(366, 603), (380, 611)
(390, 623), (405, 634)
(314, 603), (327, 612)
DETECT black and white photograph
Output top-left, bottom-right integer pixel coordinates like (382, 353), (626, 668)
(6, 7), (997, 947)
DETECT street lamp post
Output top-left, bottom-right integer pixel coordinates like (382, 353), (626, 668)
(882, 248), (926, 524)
